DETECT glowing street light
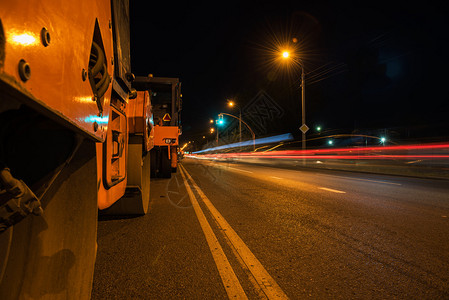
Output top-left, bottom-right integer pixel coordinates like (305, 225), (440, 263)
(279, 48), (306, 151)
(227, 100), (242, 145)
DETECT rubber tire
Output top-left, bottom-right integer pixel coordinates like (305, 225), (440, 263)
(160, 148), (171, 178)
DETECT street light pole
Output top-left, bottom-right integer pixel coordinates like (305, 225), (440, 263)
(301, 66), (306, 151)
(216, 123), (219, 146)
(281, 50), (307, 151)
(227, 100), (242, 146)
(239, 108), (242, 145)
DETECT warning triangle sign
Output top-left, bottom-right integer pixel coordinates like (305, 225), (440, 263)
(162, 113), (171, 122)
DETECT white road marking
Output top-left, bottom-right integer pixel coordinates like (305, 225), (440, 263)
(228, 167), (254, 174)
(179, 167), (248, 299)
(181, 165), (289, 300)
(351, 177), (402, 186)
(319, 187), (346, 194)
(270, 176), (283, 179)
(316, 173), (402, 186)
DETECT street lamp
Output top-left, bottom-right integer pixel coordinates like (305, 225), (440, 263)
(227, 100), (242, 145)
(281, 49), (307, 151)
(218, 112), (255, 151)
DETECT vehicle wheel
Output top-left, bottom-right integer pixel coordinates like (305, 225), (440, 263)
(160, 148), (172, 178)
(150, 148), (157, 178)
(101, 140), (150, 215)
(0, 140), (98, 299)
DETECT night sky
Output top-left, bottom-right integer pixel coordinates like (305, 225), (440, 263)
(130, 1), (449, 148)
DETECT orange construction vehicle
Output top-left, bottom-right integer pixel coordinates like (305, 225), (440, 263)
(0, 0), (162, 298)
(133, 76), (182, 178)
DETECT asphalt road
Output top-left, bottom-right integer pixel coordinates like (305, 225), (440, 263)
(91, 158), (449, 299)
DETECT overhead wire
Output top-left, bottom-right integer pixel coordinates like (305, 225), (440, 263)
(306, 62), (347, 83)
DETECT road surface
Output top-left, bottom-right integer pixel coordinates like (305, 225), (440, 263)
(92, 158), (449, 299)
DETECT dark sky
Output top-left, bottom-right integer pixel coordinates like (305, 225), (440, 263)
(130, 1), (449, 146)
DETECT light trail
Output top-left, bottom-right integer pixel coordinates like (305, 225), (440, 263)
(250, 155), (449, 160)
(187, 143), (449, 161)
(193, 133), (293, 154)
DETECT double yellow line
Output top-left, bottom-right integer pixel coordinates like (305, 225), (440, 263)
(179, 164), (289, 299)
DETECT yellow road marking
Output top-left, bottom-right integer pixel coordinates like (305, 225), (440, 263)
(179, 167), (248, 299)
(181, 165), (289, 299)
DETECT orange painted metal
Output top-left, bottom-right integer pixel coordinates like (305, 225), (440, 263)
(96, 143), (127, 210)
(128, 91), (145, 133)
(128, 90), (154, 152)
(0, 0), (113, 141)
(1, 1), (171, 211)
(153, 126), (179, 146)
(96, 103), (129, 210)
(95, 87), (130, 210)
(106, 106), (127, 185)
(153, 125), (179, 170)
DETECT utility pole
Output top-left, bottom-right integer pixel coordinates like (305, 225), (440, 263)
(301, 67), (306, 151)
(216, 125), (219, 146)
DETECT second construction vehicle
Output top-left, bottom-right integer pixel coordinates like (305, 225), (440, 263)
(133, 76), (181, 178)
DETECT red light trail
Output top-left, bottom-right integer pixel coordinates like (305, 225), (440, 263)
(188, 143), (449, 161)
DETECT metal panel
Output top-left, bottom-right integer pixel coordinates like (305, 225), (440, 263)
(111, 0), (131, 92)
(0, 0), (114, 141)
